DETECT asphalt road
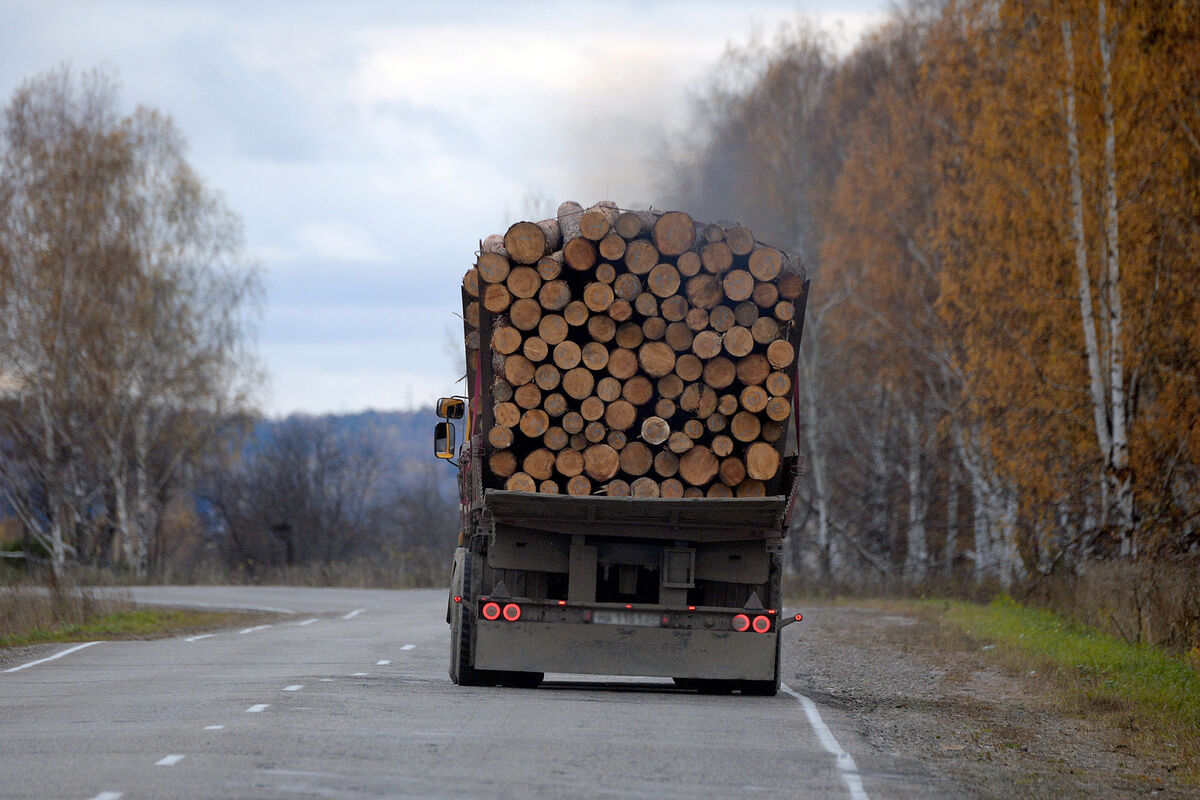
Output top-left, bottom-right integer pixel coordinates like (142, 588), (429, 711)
(0, 587), (935, 799)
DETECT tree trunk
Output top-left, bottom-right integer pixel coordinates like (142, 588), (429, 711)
(903, 409), (928, 582)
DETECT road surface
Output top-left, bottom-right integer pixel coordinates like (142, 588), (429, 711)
(1, 587), (945, 799)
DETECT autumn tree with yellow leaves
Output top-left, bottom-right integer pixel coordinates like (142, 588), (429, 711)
(664, 0), (1199, 614)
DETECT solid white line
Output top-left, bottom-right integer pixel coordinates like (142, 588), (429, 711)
(246, 704), (269, 713)
(342, 608), (367, 620)
(239, 624), (273, 635)
(376, 660), (390, 666)
(781, 683), (870, 800)
(155, 754), (185, 766)
(400, 644), (416, 651)
(296, 618), (319, 626)
(89, 792), (123, 800)
(185, 634), (216, 642)
(4, 641), (104, 673)
(283, 684), (303, 691)
(203, 725), (224, 730)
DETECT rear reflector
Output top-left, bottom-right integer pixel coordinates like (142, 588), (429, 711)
(732, 614), (751, 632)
(502, 603), (522, 622)
(481, 602), (501, 620)
(752, 615), (771, 633)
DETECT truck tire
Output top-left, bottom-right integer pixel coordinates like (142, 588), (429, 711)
(450, 550), (496, 687)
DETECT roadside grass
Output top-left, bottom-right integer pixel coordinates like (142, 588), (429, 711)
(0, 607), (256, 648)
(830, 594), (1200, 784)
(0, 579), (260, 649)
(940, 596), (1200, 781)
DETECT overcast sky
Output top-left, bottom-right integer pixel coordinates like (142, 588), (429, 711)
(1, 0), (886, 417)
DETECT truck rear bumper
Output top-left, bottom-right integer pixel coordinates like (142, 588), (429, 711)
(474, 620), (777, 680)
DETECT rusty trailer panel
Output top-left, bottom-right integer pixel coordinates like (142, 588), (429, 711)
(483, 490), (787, 543)
(475, 620), (777, 681)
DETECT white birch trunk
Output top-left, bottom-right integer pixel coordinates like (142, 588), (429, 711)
(799, 322), (836, 576)
(1098, 0), (1133, 547)
(945, 458), (959, 574)
(904, 409), (928, 582)
(37, 392), (67, 574)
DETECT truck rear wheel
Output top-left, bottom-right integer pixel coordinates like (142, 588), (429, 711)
(450, 551), (496, 687)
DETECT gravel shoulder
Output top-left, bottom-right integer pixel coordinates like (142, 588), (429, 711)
(786, 603), (1192, 799)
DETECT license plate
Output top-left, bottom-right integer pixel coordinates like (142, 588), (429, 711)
(591, 610), (661, 627)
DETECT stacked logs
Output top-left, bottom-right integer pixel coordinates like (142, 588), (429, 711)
(461, 201), (806, 498)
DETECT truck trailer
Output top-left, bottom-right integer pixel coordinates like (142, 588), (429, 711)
(435, 203), (808, 695)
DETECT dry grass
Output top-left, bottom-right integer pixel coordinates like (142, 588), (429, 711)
(0, 576), (134, 644)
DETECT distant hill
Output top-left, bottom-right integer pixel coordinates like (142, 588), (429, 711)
(257, 407), (460, 500)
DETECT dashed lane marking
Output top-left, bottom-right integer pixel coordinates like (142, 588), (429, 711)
(376, 660), (390, 666)
(246, 704), (269, 713)
(185, 634), (215, 642)
(89, 792), (122, 800)
(352, 672), (368, 677)
(4, 641), (104, 673)
(781, 683), (870, 800)
(342, 608), (367, 620)
(239, 624), (273, 635)
(284, 685), (303, 691)
(400, 644), (416, 651)
(155, 755), (185, 767)
(296, 618), (319, 626)
(203, 725), (224, 730)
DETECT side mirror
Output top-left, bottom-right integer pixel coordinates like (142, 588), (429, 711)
(437, 397), (465, 419)
(434, 421), (456, 460)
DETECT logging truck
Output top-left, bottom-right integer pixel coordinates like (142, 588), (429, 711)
(434, 202), (808, 694)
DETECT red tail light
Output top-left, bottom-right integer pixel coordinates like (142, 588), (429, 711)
(752, 615), (771, 633)
(502, 603), (522, 622)
(481, 602), (501, 620)
(732, 614), (751, 632)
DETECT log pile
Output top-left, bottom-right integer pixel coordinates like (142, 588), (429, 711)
(461, 201), (806, 498)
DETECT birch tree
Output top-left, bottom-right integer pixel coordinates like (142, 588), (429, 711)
(0, 66), (259, 575)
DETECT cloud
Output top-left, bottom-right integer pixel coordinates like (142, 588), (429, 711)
(294, 221), (388, 264)
(1, 0), (889, 417)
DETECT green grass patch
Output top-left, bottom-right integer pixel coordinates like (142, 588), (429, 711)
(937, 595), (1200, 782)
(0, 607), (259, 648)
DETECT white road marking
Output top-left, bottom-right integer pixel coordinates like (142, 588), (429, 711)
(296, 618), (319, 626)
(342, 608), (367, 620)
(4, 641), (104, 673)
(239, 624), (273, 635)
(203, 725), (224, 730)
(89, 792), (122, 800)
(400, 644), (416, 651)
(184, 634), (215, 642)
(781, 683), (870, 800)
(352, 672), (368, 676)
(376, 660), (390, 666)
(320, 678), (333, 682)
(155, 754), (185, 767)
(246, 704), (269, 713)
(284, 684), (303, 691)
